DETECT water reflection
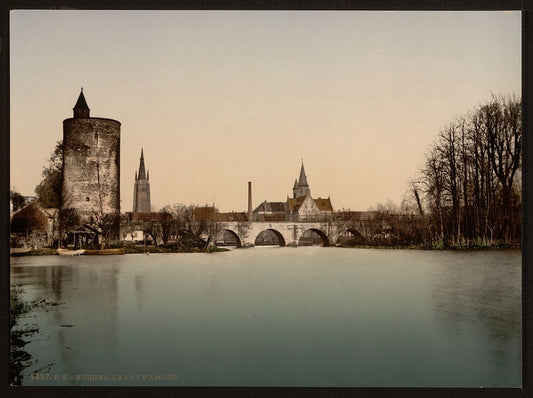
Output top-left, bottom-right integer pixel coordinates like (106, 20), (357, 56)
(134, 274), (144, 313)
(10, 249), (521, 387)
(11, 260), (121, 379)
(430, 251), (521, 378)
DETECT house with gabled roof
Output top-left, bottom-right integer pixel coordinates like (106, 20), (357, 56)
(250, 162), (333, 222)
(10, 201), (58, 248)
(253, 201), (287, 221)
(286, 162), (333, 221)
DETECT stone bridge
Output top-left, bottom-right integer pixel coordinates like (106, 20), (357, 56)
(215, 219), (390, 247)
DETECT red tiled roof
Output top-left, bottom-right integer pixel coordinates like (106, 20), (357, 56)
(193, 207), (216, 221)
(216, 212), (248, 222)
(314, 197), (333, 212)
(253, 202), (287, 214)
(287, 197), (305, 211)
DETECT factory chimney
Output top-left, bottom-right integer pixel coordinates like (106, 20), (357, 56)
(248, 181), (253, 221)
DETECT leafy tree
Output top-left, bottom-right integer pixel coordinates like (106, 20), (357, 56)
(10, 190), (26, 212)
(10, 203), (47, 239)
(35, 141), (63, 208)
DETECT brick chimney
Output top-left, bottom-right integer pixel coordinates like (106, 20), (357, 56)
(248, 181), (253, 221)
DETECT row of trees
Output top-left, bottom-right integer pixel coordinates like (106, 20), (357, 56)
(126, 204), (221, 247)
(399, 94), (521, 247)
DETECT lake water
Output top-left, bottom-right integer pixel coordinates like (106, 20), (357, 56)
(10, 247), (521, 387)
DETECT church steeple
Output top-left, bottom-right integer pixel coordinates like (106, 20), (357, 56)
(137, 148), (147, 180)
(132, 148), (151, 213)
(298, 162), (309, 187)
(73, 88), (90, 118)
(292, 161), (311, 199)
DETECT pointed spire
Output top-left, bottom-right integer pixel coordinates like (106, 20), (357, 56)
(147, 170), (149, 180)
(135, 171), (138, 181)
(293, 179), (298, 188)
(137, 148), (147, 180)
(73, 88), (90, 118)
(298, 162), (308, 187)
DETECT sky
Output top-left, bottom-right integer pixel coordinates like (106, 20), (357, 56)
(10, 10), (521, 213)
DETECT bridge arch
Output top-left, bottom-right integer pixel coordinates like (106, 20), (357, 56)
(254, 229), (286, 246)
(299, 228), (329, 247)
(336, 228), (365, 246)
(214, 229), (242, 247)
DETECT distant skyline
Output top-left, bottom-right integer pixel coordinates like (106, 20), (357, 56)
(10, 10), (520, 212)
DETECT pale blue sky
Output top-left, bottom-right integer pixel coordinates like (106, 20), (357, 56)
(10, 10), (521, 212)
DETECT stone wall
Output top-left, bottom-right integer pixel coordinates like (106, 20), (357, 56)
(62, 117), (121, 221)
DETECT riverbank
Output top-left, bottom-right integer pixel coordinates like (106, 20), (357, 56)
(10, 245), (229, 257)
(337, 242), (521, 250)
(10, 242), (519, 256)
(122, 244), (229, 254)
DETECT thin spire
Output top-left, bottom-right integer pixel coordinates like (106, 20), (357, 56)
(137, 148), (147, 180)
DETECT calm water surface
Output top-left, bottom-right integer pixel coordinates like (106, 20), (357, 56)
(10, 247), (521, 387)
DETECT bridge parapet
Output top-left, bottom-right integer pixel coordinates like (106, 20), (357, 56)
(217, 219), (390, 247)
(219, 221), (336, 247)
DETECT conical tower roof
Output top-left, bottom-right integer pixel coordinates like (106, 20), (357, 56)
(73, 88), (90, 118)
(298, 162), (308, 187)
(137, 148), (147, 180)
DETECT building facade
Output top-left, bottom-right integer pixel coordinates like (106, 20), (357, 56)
(61, 89), (121, 222)
(132, 148), (151, 213)
(287, 162), (333, 221)
(251, 162), (334, 222)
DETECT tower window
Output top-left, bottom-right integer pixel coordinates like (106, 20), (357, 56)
(86, 197), (90, 201)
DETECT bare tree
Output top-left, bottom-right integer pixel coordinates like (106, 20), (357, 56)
(413, 94), (521, 247)
(159, 210), (174, 245)
(480, 95), (521, 240)
(58, 208), (81, 247)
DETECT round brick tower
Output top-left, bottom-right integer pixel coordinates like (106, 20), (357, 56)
(62, 89), (121, 222)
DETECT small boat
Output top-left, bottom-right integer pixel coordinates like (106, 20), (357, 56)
(10, 247), (32, 255)
(57, 248), (85, 256)
(83, 248), (125, 255)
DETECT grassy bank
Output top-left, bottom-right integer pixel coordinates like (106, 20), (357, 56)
(10, 245), (229, 256)
(10, 248), (58, 256)
(123, 244), (229, 254)
(336, 242), (521, 250)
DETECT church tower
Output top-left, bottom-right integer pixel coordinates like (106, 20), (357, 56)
(132, 148), (151, 213)
(292, 162), (310, 198)
(62, 88), (121, 222)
